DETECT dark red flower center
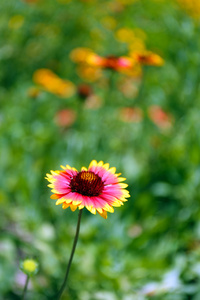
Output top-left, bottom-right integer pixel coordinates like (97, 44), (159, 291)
(77, 84), (92, 99)
(70, 171), (104, 196)
(104, 56), (119, 70)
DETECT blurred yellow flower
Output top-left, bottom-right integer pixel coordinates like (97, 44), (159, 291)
(21, 259), (38, 276)
(77, 65), (103, 82)
(129, 39), (146, 52)
(177, 0), (200, 18)
(33, 69), (75, 98)
(115, 27), (146, 53)
(115, 28), (136, 43)
(119, 63), (142, 78)
(132, 28), (147, 41)
(70, 48), (104, 81)
(70, 47), (94, 63)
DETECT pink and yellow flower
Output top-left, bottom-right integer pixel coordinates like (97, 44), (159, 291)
(70, 48), (135, 74)
(86, 54), (135, 71)
(70, 47), (163, 79)
(46, 160), (130, 219)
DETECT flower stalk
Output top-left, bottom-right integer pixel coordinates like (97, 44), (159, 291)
(20, 258), (38, 300)
(21, 275), (30, 300)
(56, 209), (83, 300)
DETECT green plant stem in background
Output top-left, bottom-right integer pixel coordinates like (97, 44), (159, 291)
(21, 275), (29, 300)
(56, 209), (83, 300)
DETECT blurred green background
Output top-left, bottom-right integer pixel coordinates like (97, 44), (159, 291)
(1, 0), (200, 299)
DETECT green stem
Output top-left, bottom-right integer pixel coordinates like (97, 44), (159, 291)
(21, 275), (30, 300)
(56, 209), (83, 300)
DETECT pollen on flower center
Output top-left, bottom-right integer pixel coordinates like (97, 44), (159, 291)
(80, 171), (96, 181)
(70, 171), (104, 196)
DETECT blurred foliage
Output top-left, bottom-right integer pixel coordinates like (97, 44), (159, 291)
(1, 0), (200, 299)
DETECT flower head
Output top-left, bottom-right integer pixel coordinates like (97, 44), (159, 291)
(148, 105), (173, 129)
(33, 68), (75, 98)
(46, 160), (130, 219)
(70, 48), (135, 75)
(20, 259), (39, 276)
(54, 109), (77, 128)
(101, 55), (134, 71)
(130, 51), (164, 66)
(85, 54), (135, 71)
(119, 107), (143, 123)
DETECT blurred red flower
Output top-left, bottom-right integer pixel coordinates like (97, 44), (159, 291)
(91, 55), (134, 71)
(54, 109), (77, 128)
(148, 106), (172, 129)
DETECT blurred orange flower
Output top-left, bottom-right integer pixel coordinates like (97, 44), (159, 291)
(148, 106), (172, 129)
(33, 69), (75, 98)
(99, 55), (135, 71)
(130, 51), (164, 66)
(54, 109), (77, 128)
(119, 107), (143, 123)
